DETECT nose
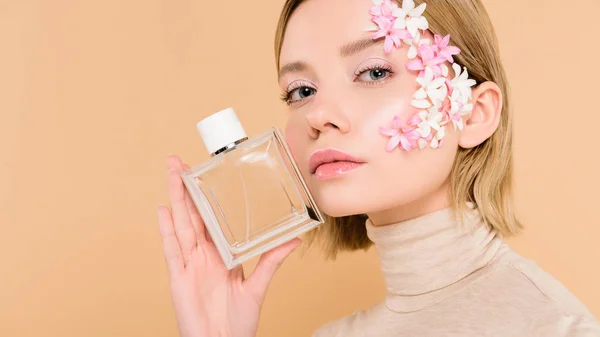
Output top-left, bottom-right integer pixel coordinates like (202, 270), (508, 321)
(304, 100), (351, 139)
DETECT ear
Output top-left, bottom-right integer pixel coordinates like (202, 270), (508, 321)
(458, 81), (502, 149)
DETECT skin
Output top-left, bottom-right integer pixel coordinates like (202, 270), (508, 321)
(280, 0), (502, 226)
(157, 0), (503, 336)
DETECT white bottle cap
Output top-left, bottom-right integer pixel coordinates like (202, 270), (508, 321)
(196, 107), (248, 155)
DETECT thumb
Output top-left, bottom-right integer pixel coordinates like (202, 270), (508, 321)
(244, 238), (302, 301)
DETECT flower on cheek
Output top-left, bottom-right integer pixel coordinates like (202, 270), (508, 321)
(369, 0), (398, 19)
(411, 67), (448, 109)
(379, 116), (421, 152)
(366, 0), (478, 151)
(433, 34), (461, 63)
(391, 0), (428, 38)
(371, 16), (411, 53)
(447, 63), (476, 130)
(406, 44), (447, 77)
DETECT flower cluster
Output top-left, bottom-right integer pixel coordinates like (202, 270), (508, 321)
(365, 0), (477, 151)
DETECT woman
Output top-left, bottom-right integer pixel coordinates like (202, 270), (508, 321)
(157, 0), (600, 335)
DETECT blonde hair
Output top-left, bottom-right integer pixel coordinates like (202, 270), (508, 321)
(274, 0), (523, 259)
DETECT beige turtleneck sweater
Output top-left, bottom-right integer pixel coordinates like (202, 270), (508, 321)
(312, 206), (600, 336)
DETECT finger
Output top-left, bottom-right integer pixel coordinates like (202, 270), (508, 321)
(181, 163), (209, 244)
(167, 155), (197, 265)
(244, 238), (301, 301)
(157, 205), (184, 275)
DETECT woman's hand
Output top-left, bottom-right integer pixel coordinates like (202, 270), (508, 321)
(157, 154), (301, 337)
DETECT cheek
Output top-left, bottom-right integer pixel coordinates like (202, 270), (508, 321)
(370, 129), (459, 201)
(284, 117), (308, 168)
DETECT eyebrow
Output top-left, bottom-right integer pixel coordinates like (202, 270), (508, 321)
(278, 61), (307, 81)
(278, 37), (382, 81)
(340, 37), (381, 57)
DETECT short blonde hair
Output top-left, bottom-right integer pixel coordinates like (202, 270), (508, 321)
(274, 0), (523, 259)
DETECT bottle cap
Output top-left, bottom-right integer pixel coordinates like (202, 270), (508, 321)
(196, 107), (248, 155)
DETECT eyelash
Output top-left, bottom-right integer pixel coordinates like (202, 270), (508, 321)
(280, 63), (395, 106)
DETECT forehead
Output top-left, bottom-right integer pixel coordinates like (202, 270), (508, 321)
(279, 0), (374, 64)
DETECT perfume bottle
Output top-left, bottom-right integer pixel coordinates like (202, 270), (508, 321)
(181, 107), (324, 270)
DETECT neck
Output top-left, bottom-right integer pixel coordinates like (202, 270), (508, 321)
(365, 203), (504, 312)
(366, 180), (451, 226)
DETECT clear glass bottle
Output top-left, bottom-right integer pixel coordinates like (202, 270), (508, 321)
(181, 107), (324, 269)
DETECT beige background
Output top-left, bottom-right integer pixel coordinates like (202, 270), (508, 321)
(1, 0), (599, 336)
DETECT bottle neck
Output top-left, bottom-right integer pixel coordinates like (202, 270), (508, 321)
(211, 137), (249, 156)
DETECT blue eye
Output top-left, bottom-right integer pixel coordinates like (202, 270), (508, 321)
(283, 86), (316, 105)
(292, 87), (315, 99)
(357, 67), (392, 82)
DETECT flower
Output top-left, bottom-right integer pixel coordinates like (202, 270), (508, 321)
(429, 125), (445, 148)
(411, 67), (448, 109)
(379, 116), (421, 151)
(432, 34), (461, 63)
(369, 0), (398, 20)
(449, 63), (477, 105)
(410, 108), (443, 138)
(406, 43), (447, 77)
(371, 16), (411, 53)
(392, 0), (428, 38)
(407, 33), (430, 59)
(367, 0), (478, 151)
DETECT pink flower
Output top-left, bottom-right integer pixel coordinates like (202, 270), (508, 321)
(432, 34), (461, 63)
(372, 16), (411, 53)
(369, 0), (398, 20)
(379, 116), (421, 151)
(406, 44), (446, 76)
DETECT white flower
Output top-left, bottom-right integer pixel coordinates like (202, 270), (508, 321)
(392, 0), (428, 38)
(430, 125), (445, 148)
(411, 67), (448, 109)
(449, 63), (476, 105)
(416, 108), (443, 138)
(407, 33), (430, 59)
(417, 125), (445, 149)
(441, 64), (449, 77)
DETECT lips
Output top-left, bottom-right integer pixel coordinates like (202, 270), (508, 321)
(308, 148), (366, 180)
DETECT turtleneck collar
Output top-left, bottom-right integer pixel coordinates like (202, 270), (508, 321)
(365, 203), (504, 313)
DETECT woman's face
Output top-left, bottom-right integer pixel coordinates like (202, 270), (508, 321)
(279, 0), (459, 221)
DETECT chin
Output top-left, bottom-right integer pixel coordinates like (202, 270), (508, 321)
(308, 175), (442, 218)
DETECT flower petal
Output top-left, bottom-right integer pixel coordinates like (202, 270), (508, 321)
(437, 126), (446, 139)
(406, 59), (424, 71)
(441, 64), (449, 77)
(392, 8), (406, 18)
(379, 127), (398, 136)
(411, 99), (432, 109)
(430, 77), (447, 89)
(384, 36), (394, 53)
(430, 137), (439, 148)
(400, 136), (412, 151)
(402, 0), (415, 11)
(451, 63), (461, 79)
(414, 87), (427, 99)
(418, 124), (431, 137)
(441, 34), (450, 47)
(411, 3), (426, 17)
(406, 20), (418, 39)
(408, 45), (418, 59)
(415, 16), (429, 30)
(386, 135), (401, 152)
